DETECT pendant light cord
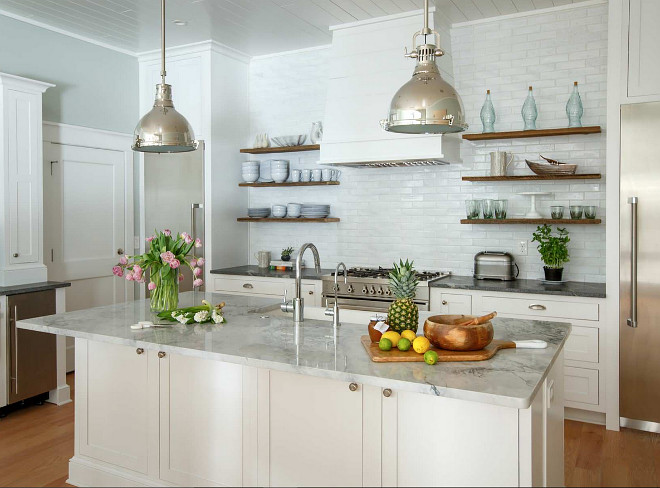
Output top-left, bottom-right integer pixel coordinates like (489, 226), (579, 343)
(161, 0), (166, 85)
(422, 0), (431, 36)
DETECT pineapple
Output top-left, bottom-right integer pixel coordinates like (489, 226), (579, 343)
(387, 259), (420, 333)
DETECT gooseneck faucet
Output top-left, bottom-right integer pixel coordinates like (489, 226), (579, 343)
(325, 262), (347, 327)
(281, 243), (321, 323)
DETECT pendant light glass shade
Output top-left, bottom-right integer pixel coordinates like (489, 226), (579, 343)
(381, 0), (467, 135)
(132, 0), (198, 153)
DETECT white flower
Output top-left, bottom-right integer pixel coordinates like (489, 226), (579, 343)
(194, 310), (210, 323)
(176, 314), (187, 324)
(212, 311), (225, 324)
(171, 311), (178, 318)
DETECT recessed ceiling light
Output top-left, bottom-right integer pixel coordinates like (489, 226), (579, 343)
(172, 20), (188, 26)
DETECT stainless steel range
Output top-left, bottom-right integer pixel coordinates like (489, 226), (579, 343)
(322, 267), (450, 313)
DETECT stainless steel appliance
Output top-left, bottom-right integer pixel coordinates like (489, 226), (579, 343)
(322, 267), (450, 313)
(620, 102), (660, 433)
(474, 252), (519, 281)
(6, 290), (57, 404)
(144, 145), (205, 291)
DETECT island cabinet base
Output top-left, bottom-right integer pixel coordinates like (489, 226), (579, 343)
(69, 338), (564, 488)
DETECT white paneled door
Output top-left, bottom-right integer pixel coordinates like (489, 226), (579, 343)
(43, 140), (129, 307)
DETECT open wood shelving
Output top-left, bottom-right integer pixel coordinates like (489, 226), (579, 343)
(240, 145), (320, 154)
(238, 181), (339, 188)
(462, 174), (602, 182)
(461, 126), (601, 141)
(237, 217), (340, 223)
(460, 218), (601, 225)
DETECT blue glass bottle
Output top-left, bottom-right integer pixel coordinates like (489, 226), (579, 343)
(521, 86), (538, 131)
(566, 81), (583, 128)
(480, 90), (496, 133)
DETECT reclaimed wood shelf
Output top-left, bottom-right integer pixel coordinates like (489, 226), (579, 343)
(462, 126), (601, 141)
(460, 218), (601, 225)
(237, 217), (340, 223)
(462, 174), (601, 182)
(239, 181), (339, 188)
(240, 144), (320, 154)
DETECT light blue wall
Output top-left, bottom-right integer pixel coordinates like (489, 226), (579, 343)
(0, 15), (138, 134)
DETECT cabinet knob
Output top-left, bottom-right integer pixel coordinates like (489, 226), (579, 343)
(383, 388), (392, 398)
(529, 304), (547, 311)
(158, 351), (166, 359)
(243, 283), (254, 289)
(349, 382), (359, 392)
(117, 248), (124, 255)
(12, 253), (18, 258)
(136, 348), (144, 355)
(442, 300), (448, 306)
(308, 290), (314, 295)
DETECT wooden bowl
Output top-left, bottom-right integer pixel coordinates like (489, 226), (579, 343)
(424, 315), (494, 351)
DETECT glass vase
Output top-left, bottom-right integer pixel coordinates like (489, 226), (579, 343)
(566, 81), (583, 128)
(521, 86), (538, 130)
(480, 90), (496, 133)
(150, 267), (179, 313)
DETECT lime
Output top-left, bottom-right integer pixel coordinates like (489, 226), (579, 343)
(379, 338), (392, 351)
(424, 350), (439, 365)
(381, 331), (401, 347)
(397, 337), (411, 351)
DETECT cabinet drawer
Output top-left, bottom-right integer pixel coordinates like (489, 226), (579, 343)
(564, 367), (599, 405)
(565, 326), (599, 363)
(213, 277), (287, 296)
(479, 296), (598, 321)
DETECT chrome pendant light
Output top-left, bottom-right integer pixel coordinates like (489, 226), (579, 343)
(132, 0), (198, 153)
(381, 0), (467, 135)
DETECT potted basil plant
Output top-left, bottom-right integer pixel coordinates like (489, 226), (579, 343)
(281, 247), (294, 262)
(532, 225), (570, 281)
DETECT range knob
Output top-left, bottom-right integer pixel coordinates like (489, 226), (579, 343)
(376, 287), (384, 295)
(362, 286), (368, 294)
(369, 286), (376, 295)
(346, 284), (354, 293)
(385, 288), (392, 296)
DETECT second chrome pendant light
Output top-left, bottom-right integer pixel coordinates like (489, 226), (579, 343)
(132, 0), (198, 153)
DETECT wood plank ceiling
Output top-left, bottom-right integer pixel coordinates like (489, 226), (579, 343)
(0, 0), (593, 55)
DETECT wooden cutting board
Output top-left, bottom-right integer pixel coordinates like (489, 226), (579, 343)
(361, 336), (516, 362)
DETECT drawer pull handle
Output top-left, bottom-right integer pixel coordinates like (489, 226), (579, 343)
(442, 300), (448, 306)
(529, 304), (547, 311)
(158, 351), (166, 359)
(309, 291), (314, 295)
(383, 388), (392, 398)
(136, 348), (144, 355)
(349, 382), (359, 392)
(243, 283), (254, 289)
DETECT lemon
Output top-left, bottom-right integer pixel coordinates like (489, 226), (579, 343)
(379, 338), (392, 351)
(381, 331), (401, 347)
(413, 336), (431, 354)
(397, 338), (411, 351)
(401, 330), (417, 343)
(424, 350), (439, 365)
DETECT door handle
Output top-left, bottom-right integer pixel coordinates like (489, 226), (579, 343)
(628, 197), (638, 328)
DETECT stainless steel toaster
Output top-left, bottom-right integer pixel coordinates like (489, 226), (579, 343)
(474, 251), (519, 281)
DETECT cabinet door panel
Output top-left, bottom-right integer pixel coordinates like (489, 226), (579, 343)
(77, 340), (150, 474)
(268, 371), (363, 487)
(160, 353), (243, 487)
(628, 0), (660, 98)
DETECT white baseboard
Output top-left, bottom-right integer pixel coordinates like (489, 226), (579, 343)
(565, 407), (606, 425)
(68, 456), (172, 487)
(47, 384), (71, 406)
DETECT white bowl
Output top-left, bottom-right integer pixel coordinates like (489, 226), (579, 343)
(242, 175), (259, 183)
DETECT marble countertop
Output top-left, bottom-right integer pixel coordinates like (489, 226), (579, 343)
(210, 265), (333, 280)
(430, 275), (606, 298)
(0, 281), (71, 296)
(17, 292), (570, 409)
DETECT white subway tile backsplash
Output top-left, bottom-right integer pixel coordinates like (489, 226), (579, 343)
(245, 4), (607, 282)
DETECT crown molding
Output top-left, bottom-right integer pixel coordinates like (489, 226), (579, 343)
(136, 40), (250, 64)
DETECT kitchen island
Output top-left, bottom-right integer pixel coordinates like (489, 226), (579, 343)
(18, 292), (569, 487)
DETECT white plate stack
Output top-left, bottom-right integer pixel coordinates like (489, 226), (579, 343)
(242, 161), (260, 183)
(301, 204), (330, 219)
(247, 208), (270, 218)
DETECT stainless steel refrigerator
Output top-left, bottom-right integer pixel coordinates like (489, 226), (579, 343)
(144, 143), (205, 292)
(620, 102), (660, 432)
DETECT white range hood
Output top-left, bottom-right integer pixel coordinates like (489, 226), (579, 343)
(320, 9), (461, 168)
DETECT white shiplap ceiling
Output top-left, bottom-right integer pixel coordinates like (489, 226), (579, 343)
(0, 0), (595, 56)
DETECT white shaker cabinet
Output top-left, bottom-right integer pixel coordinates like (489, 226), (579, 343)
(0, 73), (52, 285)
(627, 0), (660, 99)
(213, 274), (323, 307)
(429, 290), (472, 315)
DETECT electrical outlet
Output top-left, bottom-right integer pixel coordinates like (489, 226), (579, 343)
(518, 240), (528, 256)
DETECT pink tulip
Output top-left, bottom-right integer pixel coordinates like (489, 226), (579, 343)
(196, 257), (205, 267)
(112, 266), (124, 277)
(148, 281), (156, 291)
(193, 267), (202, 277)
(125, 273), (134, 281)
(195, 238), (202, 248)
(138, 276), (146, 283)
(119, 256), (128, 265)
(146, 236), (155, 243)
(133, 264), (142, 274)
(190, 258), (197, 267)
(170, 259), (180, 269)
(178, 274), (185, 282)
(160, 251), (175, 263)
(193, 279), (203, 288)
(163, 229), (172, 237)
(185, 234), (193, 244)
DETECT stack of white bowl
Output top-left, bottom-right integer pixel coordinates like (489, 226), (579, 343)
(301, 204), (330, 219)
(287, 203), (302, 218)
(272, 205), (287, 218)
(270, 160), (289, 183)
(242, 161), (260, 183)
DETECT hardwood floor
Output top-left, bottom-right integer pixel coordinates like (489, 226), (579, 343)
(0, 380), (659, 487)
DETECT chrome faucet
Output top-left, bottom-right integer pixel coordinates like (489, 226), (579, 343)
(325, 262), (347, 327)
(281, 243), (321, 323)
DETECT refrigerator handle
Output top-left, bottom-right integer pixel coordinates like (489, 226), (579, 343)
(10, 306), (18, 393)
(191, 203), (203, 259)
(628, 197), (638, 328)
